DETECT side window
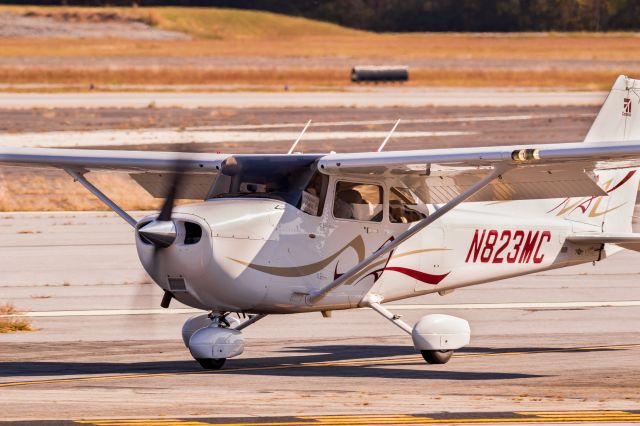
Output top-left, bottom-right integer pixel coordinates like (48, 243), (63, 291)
(333, 181), (383, 222)
(389, 187), (428, 223)
(300, 172), (329, 217)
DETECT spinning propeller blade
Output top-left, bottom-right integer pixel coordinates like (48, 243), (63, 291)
(137, 166), (188, 309)
(158, 170), (183, 222)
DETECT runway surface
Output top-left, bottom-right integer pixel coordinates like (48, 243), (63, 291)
(0, 112), (596, 149)
(1, 99), (639, 423)
(0, 212), (639, 422)
(0, 88), (607, 109)
(0, 129), (473, 148)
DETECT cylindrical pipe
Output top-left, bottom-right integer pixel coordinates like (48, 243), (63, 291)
(351, 66), (409, 82)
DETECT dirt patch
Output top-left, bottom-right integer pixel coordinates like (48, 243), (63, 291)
(23, 9), (154, 25)
(0, 11), (188, 40)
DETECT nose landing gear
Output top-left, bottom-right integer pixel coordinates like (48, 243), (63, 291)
(182, 312), (267, 370)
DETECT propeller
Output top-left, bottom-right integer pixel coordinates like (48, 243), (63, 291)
(138, 170), (184, 246)
(137, 168), (186, 308)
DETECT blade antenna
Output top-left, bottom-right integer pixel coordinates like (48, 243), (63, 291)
(377, 119), (401, 152)
(287, 120), (312, 154)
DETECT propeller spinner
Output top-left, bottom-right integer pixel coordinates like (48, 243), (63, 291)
(138, 220), (177, 247)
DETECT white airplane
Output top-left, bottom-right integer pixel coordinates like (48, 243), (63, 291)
(1, 75), (640, 370)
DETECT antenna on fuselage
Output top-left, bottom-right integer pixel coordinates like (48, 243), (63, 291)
(377, 119), (400, 152)
(287, 120), (312, 154)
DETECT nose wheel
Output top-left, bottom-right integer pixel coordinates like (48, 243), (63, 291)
(196, 358), (226, 370)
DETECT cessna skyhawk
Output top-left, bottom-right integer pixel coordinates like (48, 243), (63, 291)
(1, 75), (639, 370)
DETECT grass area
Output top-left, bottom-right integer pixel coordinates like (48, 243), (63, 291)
(0, 67), (630, 90)
(151, 7), (362, 39)
(0, 303), (33, 333)
(0, 5), (361, 39)
(0, 68), (640, 92)
(0, 28), (639, 60)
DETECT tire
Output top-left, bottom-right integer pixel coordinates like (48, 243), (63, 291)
(196, 358), (226, 370)
(420, 350), (453, 364)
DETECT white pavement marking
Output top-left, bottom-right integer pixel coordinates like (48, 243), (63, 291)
(0, 90), (607, 109)
(5, 308), (200, 317)
(187, 113), (594, 131)
(5, 300), (640, 317)
(391, 301), (640, 310)
(0, 130), (473, 148)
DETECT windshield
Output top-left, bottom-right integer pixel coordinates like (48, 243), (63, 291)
(208, 155), (321, 208)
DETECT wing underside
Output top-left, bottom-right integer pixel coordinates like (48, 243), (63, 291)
(2, 141), (640, 203)
(0, 147), (229, 200)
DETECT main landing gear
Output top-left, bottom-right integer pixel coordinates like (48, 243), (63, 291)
(182, 297), (468, 370)
(361, 294), (470, 365)
(182, 312), (266, 370)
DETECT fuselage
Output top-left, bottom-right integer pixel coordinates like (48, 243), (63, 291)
(136, 191), (606, 314)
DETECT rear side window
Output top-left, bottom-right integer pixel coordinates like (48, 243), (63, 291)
(389, 187), (428, 223)
(333, 181), (383, 222)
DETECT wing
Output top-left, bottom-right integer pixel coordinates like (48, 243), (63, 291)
(0, 147), (229, 200)
(317, 141), (640, 202)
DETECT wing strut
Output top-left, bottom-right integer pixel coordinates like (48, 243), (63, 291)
(306, 163), (512, 305)
(66, 169), (137, 228)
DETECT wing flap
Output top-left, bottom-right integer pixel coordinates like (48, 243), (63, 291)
(408, 165), (605, 203)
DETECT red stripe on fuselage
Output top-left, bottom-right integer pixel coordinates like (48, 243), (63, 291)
(384, 267), (449, 285)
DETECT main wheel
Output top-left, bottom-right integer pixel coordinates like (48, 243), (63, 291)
(196, 358), (226, 370)
(420, 350), (453, 364)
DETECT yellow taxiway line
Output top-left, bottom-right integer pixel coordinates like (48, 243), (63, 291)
(74, 411), (640, 426)
(1, 343), (639, 389)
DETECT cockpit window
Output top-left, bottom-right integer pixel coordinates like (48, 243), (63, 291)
(389, 186), (428, 223)
(333, 181), (383, 222)
(208, 155), (323, 210)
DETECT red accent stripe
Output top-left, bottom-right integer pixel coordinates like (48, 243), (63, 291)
(606, 170), (636, 193)
(384, 267), (449, 285)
